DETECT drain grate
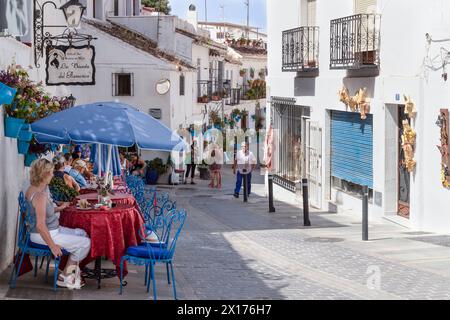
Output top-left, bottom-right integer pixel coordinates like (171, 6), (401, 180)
(305, 237), (345, 243)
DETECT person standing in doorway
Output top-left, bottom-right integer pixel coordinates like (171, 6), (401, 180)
(234, 141), (256, 198)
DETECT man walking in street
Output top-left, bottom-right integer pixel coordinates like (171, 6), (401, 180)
(234, 141), (256, 198)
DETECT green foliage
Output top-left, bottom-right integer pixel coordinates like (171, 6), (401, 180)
(49, 177), (79, 202)
(146, 157), (167, 175)
(0, 64), (71, 123)
(141, 0), (171, 14)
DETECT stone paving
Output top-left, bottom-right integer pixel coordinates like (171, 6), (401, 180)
(2, 166), (450, 299)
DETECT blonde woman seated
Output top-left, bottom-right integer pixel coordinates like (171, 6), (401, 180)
(26, 159), (91, 290)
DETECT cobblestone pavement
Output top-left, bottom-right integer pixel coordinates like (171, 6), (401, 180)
(171, 167), (450, 300)
(2, 166), (450, 300)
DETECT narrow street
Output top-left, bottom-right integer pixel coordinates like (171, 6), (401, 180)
(2, 167), (450, 300)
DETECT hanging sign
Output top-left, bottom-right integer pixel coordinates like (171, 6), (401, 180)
(46, 45), (96, 86)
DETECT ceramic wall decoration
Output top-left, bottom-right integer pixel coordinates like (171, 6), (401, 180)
(338, 86), (371, 120)
(404, 95), (417, 119)
(437, 109), (450, 188)
(401, 119), (417, 173)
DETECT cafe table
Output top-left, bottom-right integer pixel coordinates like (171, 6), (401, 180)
(59, 203), (145, 289)
(76, 192), (137, 207)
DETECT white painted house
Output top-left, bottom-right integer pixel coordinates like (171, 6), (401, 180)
(267, 0), (450, 233)
(198, 21), (267, 44)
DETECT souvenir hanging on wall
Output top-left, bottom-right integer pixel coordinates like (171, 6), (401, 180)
(436, 109), (450, 188)
(337, 86), (371, 120)
(401, 120), (417, 173)
(403, 95), (417, 119)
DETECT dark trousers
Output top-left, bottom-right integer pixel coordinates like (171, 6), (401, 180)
(185, 164), (196, 179)
(234, 172), (252, 195)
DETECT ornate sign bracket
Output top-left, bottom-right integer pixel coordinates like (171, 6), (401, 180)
(33, 0), (96, 68)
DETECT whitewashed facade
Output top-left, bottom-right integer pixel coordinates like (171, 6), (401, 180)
(268, 0), (450, 233)
(0, 37), (34, 273)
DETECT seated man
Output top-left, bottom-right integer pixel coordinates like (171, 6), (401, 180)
(68, 160), (88, 188)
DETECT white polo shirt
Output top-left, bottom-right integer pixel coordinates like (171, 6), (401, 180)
(236, 150), (256, 174)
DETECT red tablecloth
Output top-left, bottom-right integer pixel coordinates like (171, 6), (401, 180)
(76, 192), (136, 206)
(59, 204), (145, 278)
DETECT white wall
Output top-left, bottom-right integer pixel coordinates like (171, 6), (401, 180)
(267, 0), (450, 233)
(68, 23), (174, 126)
(0, 37), (33, 273)
(109, 16), (194, 63)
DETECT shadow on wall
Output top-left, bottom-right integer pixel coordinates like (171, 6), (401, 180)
(343, 77), (376, 99)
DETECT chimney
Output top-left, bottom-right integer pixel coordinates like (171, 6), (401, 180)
(187, 4), (198, 30)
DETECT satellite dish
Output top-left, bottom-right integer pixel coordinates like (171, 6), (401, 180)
(156, 79), (171, 95)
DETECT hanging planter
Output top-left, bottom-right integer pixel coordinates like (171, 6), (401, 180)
(4, 116), (25, 138)
(18, 124), (33, 142)
(24, 153), (38, 167)
(18, 140), (30, 155)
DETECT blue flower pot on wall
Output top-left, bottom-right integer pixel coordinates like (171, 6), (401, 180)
(4, 117), (25, 138)
(18, 141), (30, 155)
(24, 153), (38, 167)
(18, 124), (33, 142)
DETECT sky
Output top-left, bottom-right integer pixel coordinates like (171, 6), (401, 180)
(169, 0), (267, 33)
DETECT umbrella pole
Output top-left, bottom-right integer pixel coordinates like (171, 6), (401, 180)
(106, 145), (112, 187)
(98, 143), (102, 177)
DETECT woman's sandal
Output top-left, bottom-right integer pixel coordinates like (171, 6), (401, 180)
(57, 273), (79, 290)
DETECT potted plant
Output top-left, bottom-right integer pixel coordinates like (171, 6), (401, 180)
(1, 63), (68, 138)
(145, 157), (167, 185)
(211, 92), (221, 101)
(239, 69), (246, 77)
(198, 94), (208, 103)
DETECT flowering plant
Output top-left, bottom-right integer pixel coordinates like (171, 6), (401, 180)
(97, 176), (114, 197)
(0, 63), (71, 123)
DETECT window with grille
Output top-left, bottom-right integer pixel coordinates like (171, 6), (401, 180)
(112, 73), (133, 96)
(179, 74), (185, 96)
(114, 0), (119, 16)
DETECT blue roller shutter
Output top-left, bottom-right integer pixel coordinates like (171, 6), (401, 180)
(331, 111), (373, 188)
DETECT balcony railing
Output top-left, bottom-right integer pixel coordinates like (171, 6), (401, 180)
(197, 80), (228, 103)
(226, 88), (241, 106)
(330, 14), (381, 70)
(282, 26), (319, 72)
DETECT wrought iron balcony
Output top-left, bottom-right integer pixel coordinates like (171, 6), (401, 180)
(330, 14), (381, 70)
(282, 26), (319, 72)
(197, 80), (228, 103)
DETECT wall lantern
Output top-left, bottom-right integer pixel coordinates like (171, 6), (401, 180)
(33, 0), (93, 67)
(60, 0), (86, 28)
(67, 94), (77, 108)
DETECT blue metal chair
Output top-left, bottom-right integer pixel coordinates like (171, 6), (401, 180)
(9, 192), (69, 292)
(119, 209), (187, 300)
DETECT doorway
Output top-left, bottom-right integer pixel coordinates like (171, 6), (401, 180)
(398, 105), (410, 218)
(305, 119), (322, 209)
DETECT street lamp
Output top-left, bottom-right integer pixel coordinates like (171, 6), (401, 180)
(33, 0), (90, 67)
(60, 0), (86, 28)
